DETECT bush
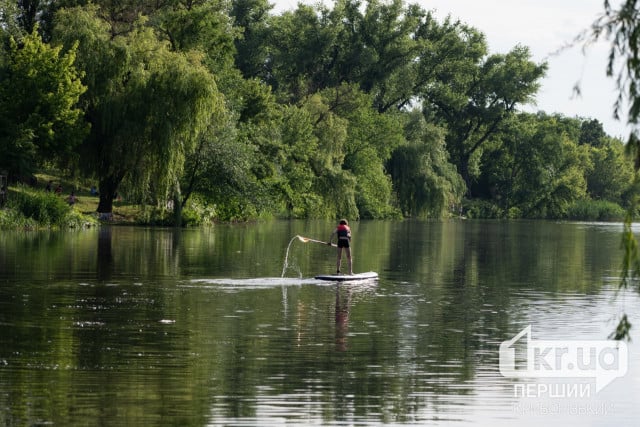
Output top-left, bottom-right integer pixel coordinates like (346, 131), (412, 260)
(462, 199), (504, 219)
(0, 207), (37, 229)
(1, 186), (97, 229)
(565, 199), (626, 221)
(65, 208), (99, 228)
(182, 195), (216, 226)
(8, 187), (70, 226)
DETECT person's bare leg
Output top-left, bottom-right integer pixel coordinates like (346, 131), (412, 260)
(336, 248), (343, 274)
(346, 248), (353, 275)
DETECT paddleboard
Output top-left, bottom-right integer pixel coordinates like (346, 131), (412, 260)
(314, 271), (378, 281)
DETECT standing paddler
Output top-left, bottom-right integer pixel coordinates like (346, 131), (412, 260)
(328, 219), (353, 275)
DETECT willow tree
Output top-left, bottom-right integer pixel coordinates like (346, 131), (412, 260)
(300, 90), (358, 219)
(388, 111), (464, 217)
(589, 0), (640, 339)
(53, 6), (224, 214)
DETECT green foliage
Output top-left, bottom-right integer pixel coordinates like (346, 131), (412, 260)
(231, 0), (274, 79)
(64, 207), (99, 228)
(53, 6), (224, 214)
(585, 137), (634, 203)
(351, 146), (401, 219)
(389, 112), (465, 217)
(478, 113), (591, 219)
(0, 206), (37, 229)
(153, 0), (238, 73)
(462, 198), (503, 219)
(9, 187), (70, 225)
(610, 314), (632, 341)
(0, 0), (629, 229)
(0, 0), (23, 39)
(0, 29), (87, 177)
(565, 199), (625, 221)
(1, 185), (95, 228)
(181, 195), (217, 226)
(424, 40), (547, 190)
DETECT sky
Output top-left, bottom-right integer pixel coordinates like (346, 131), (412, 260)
(271, 0), (629, 138)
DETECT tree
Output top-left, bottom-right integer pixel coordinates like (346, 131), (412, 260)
(579, 118), (607, 147)
(585, 136), (633, 203)
(266, 4), (337, 101)
(388, 111), (465, 217)
(301, 91), (358, 219)
(230, 0), (273, 79)
(513, 116), (589, 218)
(53, 6), (224, 214)
(265, 0), (426, 105)
(423, 43), (547, 193)
(153, 0), (238, 74)
(180, 114), (262, 221)
(0, 29), (87, 178)
(317, 84), (402, 218)
(477, 113), (590, 218)
(0, 0), (24, 39)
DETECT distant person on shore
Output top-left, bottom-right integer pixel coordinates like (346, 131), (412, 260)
(54, 184), (62, 195)
(328, 219), (353, 275)
(90, 186), (98, 196)
(45, 181), (53, 192)
(66, 191), (77, 206)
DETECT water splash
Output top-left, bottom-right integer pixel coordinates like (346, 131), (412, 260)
(281, 235), (302, 277)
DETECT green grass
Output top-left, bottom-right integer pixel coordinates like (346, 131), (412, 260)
(33, 172), (142, 223)
(0, 183), (99, 229)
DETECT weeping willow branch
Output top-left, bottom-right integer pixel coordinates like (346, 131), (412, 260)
(589, 1), (640, 340)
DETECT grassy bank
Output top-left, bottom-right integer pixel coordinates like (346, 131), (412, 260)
(33, 172), (141, 223)
(0, 172), (143, 228)
(1, 172), (215, 228)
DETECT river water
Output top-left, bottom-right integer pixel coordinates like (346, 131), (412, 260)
(0, 220), (639, 426)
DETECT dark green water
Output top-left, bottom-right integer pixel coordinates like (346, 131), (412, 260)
(0, 220), (638, 426)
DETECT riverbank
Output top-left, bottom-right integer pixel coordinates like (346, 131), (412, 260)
(0, 170), (629, 229)
(0, 172), (135, 229)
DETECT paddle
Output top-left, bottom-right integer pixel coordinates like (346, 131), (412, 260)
(297, 235), (337, 247)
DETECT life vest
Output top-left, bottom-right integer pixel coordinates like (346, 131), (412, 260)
(337, 224), (351, 240)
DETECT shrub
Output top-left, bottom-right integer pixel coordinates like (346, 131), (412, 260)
(0, 207), (37, 229)
(462, 199), (503, 219)
(182, 195), (216, 226)
(566, 199), (626, 221)
(7, 187), (70, 226)
(1, 186), (97, 229)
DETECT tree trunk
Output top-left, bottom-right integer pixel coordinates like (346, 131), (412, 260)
(97, 176), (119, 214)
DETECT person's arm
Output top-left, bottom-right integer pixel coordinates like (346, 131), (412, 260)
(328, 228), (336, 245)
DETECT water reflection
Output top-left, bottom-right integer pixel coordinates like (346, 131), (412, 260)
(335, 284), (350, 352)
(97, 226), (113, 281)
(0, 221), (638, 426)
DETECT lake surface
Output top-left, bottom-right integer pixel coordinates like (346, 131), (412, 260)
(0, 220), (639, 426)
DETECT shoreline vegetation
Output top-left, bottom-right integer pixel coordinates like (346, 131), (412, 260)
(0, 171), (628, 230)
(0, 172), (126, 229)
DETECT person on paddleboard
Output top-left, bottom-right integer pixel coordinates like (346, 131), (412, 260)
(329, 219), (353, 275)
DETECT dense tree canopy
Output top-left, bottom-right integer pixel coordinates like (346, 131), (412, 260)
(0, 29), (87, 177)
(52, 6), (224, 213)
(0, 0), (631, 223)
